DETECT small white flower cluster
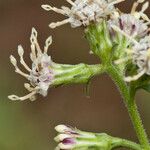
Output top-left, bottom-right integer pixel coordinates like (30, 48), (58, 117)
(8, 28), (54, 101)
(133, 36), (150, 74)
(109, 13), (148, 38)
(8, 0), (150, 100)
(42, 0), (124, 28)
(110, 0), (150, 82)
(54, 125), (78, 150)
(54, 124), (98, 150)
(41, 0), (150, 82)
(109, 0), (149, 38)
(124, 36), (150, 82)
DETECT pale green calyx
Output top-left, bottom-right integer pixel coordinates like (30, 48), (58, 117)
(85, 20), (113, 62)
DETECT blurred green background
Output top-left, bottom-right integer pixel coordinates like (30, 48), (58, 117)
(0, 0), (150, 149)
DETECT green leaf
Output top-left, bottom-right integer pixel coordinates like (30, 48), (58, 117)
(130, 74), (150, 93)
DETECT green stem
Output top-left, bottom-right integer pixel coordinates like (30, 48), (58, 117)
(107, 64), (150, 149)
(112, 137), (143, 150)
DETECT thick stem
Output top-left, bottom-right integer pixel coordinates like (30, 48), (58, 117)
(107, 64), (150, 149)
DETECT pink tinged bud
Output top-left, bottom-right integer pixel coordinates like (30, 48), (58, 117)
(62, 138), (76, 145)
(54, 134), (73, 142)
(55, 125), (79, 135)
(55, 125), (74, 133)
(58, 140), (75, 150)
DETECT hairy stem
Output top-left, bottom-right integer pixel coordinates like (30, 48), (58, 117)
(112, 137), (142, 150)
(107, 64), (150, 149)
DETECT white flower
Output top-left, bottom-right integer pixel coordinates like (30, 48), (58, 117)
(109, 14), (148, 38)
(109, 0), (150, 41)
(8, 28), (54, 101)
(42, 0), (124, 28)
(115, 35), (150, 82)
(108, 0), (150, 82)
(133, 36), (150, 71)
(125, 36), (150, 82)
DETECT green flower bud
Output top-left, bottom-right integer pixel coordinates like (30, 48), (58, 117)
(55, 125), (115, 150)
(54, 125), (142, 150)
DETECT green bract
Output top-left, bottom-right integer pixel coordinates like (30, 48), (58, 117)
(85, 21), (113, 62)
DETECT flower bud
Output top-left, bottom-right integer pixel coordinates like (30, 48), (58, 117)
(54, 125), (114, 150)
(55, 125), (75, 133)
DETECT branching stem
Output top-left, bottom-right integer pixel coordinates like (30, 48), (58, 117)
(107, 64), (150, 149)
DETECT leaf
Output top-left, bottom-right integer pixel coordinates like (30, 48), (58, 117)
(131, 74), (150, 93)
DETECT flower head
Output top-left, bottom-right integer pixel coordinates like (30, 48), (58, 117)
(114, 34), (150, 82)
(109, 13), (148, 39)
(125, 35), (150, 82)
(109, 0), (150, 40)
(8, 28), (54, 101)
(42, 0), (124, 28)
(107, 0), (150, 82)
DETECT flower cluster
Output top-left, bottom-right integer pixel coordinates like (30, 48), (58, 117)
(109, 0), (149, 39)
(42, 0), (150, 82)
(125, 35), (150, 82)
(54, 125), (112, 150)
(42, 0), (124, 28)
(108, 13), (148, 39)
(7, 1), (150, 149)
(54, 125), (80, 150)
(110, 0), (150, 81)
(8, 28), (54, 101)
